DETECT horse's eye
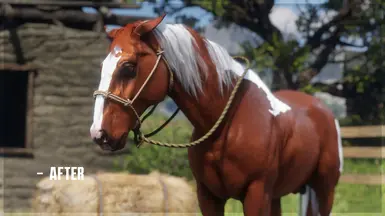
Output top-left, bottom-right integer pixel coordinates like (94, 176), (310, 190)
(120, 62), (136, 79)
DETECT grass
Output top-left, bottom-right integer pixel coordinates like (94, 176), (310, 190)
(343, 158), (383, 174)
(224, 158), (384, 215)
(225, 184), (383, 215)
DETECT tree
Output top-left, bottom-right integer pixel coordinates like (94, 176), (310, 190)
(140, 0), (383, 92)
(340, 0), (385, 124)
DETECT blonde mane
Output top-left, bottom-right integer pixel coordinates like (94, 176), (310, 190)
(153, 23), (237, 97)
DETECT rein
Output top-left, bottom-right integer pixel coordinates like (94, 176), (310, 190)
(93, 49), (250, 148)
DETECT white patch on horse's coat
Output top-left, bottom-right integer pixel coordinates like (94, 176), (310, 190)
(335, 119), (344, 172)
(205, 40), (291, 116)
(90, 46), (122, 139)
(231, 58), (292, 116)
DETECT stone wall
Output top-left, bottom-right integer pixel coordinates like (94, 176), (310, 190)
(0, 23), (126, 212)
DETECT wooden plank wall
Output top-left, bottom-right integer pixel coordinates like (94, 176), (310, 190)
(340, 125), (384, 185)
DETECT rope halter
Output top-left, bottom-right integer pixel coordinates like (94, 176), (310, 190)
(93, 49), (173, 129)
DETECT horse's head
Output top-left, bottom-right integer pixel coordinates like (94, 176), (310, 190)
(90, 15), (172, 151)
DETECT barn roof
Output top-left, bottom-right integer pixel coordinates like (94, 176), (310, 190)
(1, 0), (140, 9)
(1, 0), (151, 30)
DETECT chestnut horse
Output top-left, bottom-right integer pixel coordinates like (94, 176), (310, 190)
(90, 15), (343, 216)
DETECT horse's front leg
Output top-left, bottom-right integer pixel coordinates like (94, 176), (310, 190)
(197, 182), (226, 216)
(242, 180), (272, 216)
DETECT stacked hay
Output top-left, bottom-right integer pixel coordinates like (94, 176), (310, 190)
(32, 171), (199, 216)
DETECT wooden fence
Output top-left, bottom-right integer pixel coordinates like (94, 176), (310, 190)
(339, 125), (384, 185)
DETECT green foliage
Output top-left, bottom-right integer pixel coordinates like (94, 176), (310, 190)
(344, 71), (384, 124)
(191, 0), (230, 16)
(114, 113), (195, 179)
(299, 83), (324, 94)
(342, 39), (385, 125)
(321, 0), (344, 11)
(242, 37), (311, 88)
(119, 144), (194, 179)
(338, 114), (365, 126)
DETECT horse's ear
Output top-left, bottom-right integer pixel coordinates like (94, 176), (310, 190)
(133, 14), (166, 36)
(105, 26), (120, 41)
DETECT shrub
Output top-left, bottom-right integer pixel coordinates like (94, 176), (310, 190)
(114, 113), (195, 180)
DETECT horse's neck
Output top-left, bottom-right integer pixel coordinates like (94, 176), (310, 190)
(164, 29), (251, 133)
(168, 71), (235, 133)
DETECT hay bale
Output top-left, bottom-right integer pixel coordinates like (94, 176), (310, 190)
(32, 171), (198, 216)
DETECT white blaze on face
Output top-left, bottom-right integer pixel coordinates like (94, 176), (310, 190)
(90, 46), (122, 139)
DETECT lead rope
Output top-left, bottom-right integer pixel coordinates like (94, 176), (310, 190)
(135, 56), (250, 148)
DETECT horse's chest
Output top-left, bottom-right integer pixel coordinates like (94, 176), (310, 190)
(188, 149), (247, 199)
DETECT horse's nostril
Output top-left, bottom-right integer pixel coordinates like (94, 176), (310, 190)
(100, 130), (106, 138)
(93, 130), (108, 145)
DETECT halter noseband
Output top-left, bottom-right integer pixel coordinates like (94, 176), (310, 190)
(93, 49), (174, 128)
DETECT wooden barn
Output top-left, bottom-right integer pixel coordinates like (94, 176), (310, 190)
(0, 0), (149, 212)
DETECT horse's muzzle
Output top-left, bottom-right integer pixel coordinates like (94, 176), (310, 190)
(93, 130), (127, 151)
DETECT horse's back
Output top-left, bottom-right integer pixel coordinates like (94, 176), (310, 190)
(273, 89), (337, 142)
(274, 90), (328, 113)
(274, 89), (336, 126)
